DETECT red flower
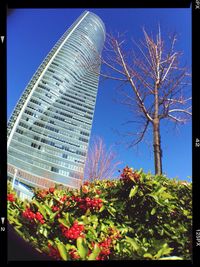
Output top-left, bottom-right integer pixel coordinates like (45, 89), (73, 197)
(7, 193), (15, 202)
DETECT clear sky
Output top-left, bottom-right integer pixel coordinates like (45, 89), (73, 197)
(7, 8), (192, 181)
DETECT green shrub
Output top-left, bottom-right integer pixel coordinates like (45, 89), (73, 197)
(7, 167), (192, 260)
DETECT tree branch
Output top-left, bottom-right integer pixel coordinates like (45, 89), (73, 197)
(115, 39), (153, 123)
(167, 114), (187, 123)
(169, 108), (192, 116)
(127, 119), (150, 147)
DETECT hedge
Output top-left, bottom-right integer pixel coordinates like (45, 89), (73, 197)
(7, 166), (192, 260)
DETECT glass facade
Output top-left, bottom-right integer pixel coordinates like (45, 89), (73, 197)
(7, 11), (106, 189)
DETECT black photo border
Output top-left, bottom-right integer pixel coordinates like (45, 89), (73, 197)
(0, 0), (199, 267)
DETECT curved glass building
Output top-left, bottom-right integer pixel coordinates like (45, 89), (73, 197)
(7, 11), (106, 189)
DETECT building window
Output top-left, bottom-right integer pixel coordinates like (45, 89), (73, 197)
(51, 166), (59, 173)
(16, 128), (23, 134)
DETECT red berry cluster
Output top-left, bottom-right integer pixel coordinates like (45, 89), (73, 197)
(37, 187), (55, 198)
(22, 208), (35, 221)
(72, 196), (103, 211)
(83, 181), (90, 186)
(22, 208), (45, 224)
(51, 205), (60, 212)
(59, 195), (71, 207)
(106, 181), (115, 187)
(48, 243), (61, 260)
(49, 187), (55, 194)
(96, 238), (112, 260)
(120, 166), (140, 183)
(60, 221), (84, 240)
(96, 189), (102, 195)
(95, 229), (122, 260)
(99, 238), (112, 251)
(82, 185), (89, 194)
(7, 193), (15, 202)
(69, 249), (80, 260)
(37, 189), (48, 199)
(60, 195), (68, 202)
(60, 195), (71, 206)
(84, 197), (103, 211)
(108, 228), (121, 239)
(35, 212), (45, 224)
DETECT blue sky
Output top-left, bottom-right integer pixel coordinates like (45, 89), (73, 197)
(7, 8), (192, 180)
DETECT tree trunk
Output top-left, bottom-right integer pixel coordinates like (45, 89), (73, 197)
(153, 119), (162, 175)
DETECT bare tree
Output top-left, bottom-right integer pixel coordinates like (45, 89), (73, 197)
(90, 27), (191, 175)
(84, 136), (121, 181)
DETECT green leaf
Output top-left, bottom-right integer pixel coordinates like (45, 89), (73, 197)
(58, 218), (70, 228)
(64, 212), (73, 226)
(100, 223), (107, 232)
(154, 243), (173, 259)
(107, 206), (116, 217)
(161, 192), (174, 200)
(81, 215), (90, 225)
(88, 244), (101, 260)
(156, 186), (167, 195)
(183, 209), (189, 216)
(99, 205), (105, 212)
(159, 256), (183, 260)
(49, 211), (59, 221)
(77, 237), (88, 259)
(56, 241), (68, 261)
(9, 217), (22, 227)
(129, 185), (139, 199)
(32, 199), (47, 220)
(14, 227), (24, 238)
(39, 227), (48, 238)
(150, 207), (156, 215)
(143, 253), (153, 259)
(43, 204), (54, 216)
(148, 193), (164, 206)
(87, 227), (98, 238)
(89, 215), (98, 223)
(125, 236), (139, 252)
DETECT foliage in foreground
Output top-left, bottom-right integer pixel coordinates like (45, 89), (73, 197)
(8, 167), (192, 260)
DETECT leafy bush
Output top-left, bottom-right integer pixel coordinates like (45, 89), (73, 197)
(7, 167), (192, 260)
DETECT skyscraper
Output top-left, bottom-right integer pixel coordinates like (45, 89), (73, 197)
(7, 11), (106, 190)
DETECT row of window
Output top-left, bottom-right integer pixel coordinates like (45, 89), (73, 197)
(10, 136), (85, 173)
(15, 124), (87, 157)
(30, 94), (92, 127)
(63, 41), (90, 69)
(8, 155), (81, 189)
(23, 104), (91, 137)
(43, 68), (96, 102)
(19, 116), (87, 149)
(18, 117), (88, 152)
(9, 149), (82, 180)
(13, 133), (83, 165)
(32, 84), (93, 124)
